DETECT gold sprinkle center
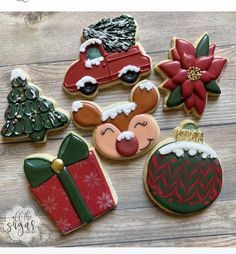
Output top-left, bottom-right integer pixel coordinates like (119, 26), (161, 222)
(51, 158), (64, 173)
(187, 67), (202, 81)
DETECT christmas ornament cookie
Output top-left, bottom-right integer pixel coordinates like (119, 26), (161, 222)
(63, 15), (151, 97)
(24, 133), (118, 234)
(72, 80), (160, 160)
(1, 69), (70, 142)
(144, 120), (222, 215)
(156, 33), (228, 117)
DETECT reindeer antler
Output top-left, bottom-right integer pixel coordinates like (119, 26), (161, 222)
(131, 80), (159, 114)
(72, 101), (102, 128)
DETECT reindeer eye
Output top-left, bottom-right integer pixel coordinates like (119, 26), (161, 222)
(134, 121), (148, 128)
(100, 127), (115, 135)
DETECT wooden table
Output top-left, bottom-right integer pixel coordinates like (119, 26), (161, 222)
(0, 12), (236, 247)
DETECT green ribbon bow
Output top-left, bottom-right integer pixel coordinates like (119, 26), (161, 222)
(24, 133), (93, 224)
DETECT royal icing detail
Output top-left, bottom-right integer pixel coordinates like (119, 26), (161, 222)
(79, 38), (102, 52)
(117, 131), (134, 141)
(1, 69), (69, 143)
(76, 76), (97, 89)
(72, 80), (160, 160)
(139, 80), (155, 91)
(10, 68), (26, 81)
(144, 120), (223, 214)
(85, 57), (104, 68)
(118, 65), (140, 78)
(101, 102), (136, 122)
(24, 133), (117, 234)
(156, 33), (227, 117)
(159, 141), (217, 159)
(63, 15), (151, 97)
(72, 101), (83, 112)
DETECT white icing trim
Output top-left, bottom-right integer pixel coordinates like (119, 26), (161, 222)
(72, 101), (83, 112)
(139, 80), (155, 91)
(159, 141), (218, 159)
(76, 76), (97, 89)
(80, 39), (102, 52)
(118, 65), (140, 78)
(117, 131), (134, 141)
(85, 57), (104, 68)
(101, 102), (136, 121)
(11, 68), (26, 81)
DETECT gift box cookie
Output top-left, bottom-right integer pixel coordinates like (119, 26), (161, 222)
(24, 133), (118, 234)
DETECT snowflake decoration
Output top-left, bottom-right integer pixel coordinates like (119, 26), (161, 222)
(96, 192), (113, 210)
(41, 195), (58, 213)
(84, 171), (102, 189)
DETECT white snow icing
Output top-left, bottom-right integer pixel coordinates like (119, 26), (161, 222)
(79, 38), (102, 52)
(101, 102), (137, 121)
(72, 101), (83, 112)
(76, 76), (97, 89)
(139, 80), (155, 91)
(159, 141), (218, 159)
(117, 131), (134, 141)
(118, 65), (140, 78)
(85, 57), (104, 68)
(11, 68), (26, 81)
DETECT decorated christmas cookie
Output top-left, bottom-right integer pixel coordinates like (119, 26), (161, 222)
(1, 69), (70, 142)
(63, 15), (151, 97)
(24, 133), (118, 234)
(144, 120), (222, 215)
(156, 33), (228, 117)
(72, 80), (160, 160)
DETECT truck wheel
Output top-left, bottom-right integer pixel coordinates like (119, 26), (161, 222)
(79, 82), (98, 96)
(120, 71), (140, 84)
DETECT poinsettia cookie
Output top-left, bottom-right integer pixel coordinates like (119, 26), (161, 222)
(63, 15), (151, 98)
(1, 69), (70, 142)
(72, 80), (160, 160)
(24, 133), (118, 234)
(156, 33), (228, 117)
(144, 120), (223, 215)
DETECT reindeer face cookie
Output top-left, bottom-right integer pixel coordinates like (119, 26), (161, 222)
(72, 80), (160, 160)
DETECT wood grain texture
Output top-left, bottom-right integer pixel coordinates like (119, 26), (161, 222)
(0, 12), (236, 247)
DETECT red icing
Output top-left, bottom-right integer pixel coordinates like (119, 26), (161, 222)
(158, 36), (227, 116)
(30, 151), (116, 234)
(63, 43), (151, 94)
(116, 136), (139, 157)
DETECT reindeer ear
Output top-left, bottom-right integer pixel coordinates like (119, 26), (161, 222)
(72, 101), (102, 128)
(131, 80), (159, 114)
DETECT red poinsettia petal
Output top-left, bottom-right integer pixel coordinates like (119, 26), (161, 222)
(181, 79), (194, 98)
(158, 61), (181, 78)
(201, 71), (215, 83)
(180, 53), (195, 69)
(194, 80), (206, 100)
(195, 55), (214, 70)
(185, 94), (195, 110)
(207, 57), (227, 79)
(176, 39), (196, 56)
(209, 44), (216, 56)
(162, 79), (178, 91)
(171, 48), (180, 61)
(172, 69), (188, 83)
(194, 91), (207, 116)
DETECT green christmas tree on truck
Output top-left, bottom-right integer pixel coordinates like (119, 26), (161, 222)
(1, 69), (69, 142)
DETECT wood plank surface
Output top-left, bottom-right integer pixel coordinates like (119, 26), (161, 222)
(0, 12), (236, 247)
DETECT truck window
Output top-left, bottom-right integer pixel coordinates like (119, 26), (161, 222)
(86, 47), (102, 60)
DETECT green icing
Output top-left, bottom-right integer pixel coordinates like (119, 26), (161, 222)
(166, 86), (183, 107)
(83, 15), (136, 53)
(196, 33), (209, 57)
(182, 123), (197, 131)
(147, 147), (222, 214)
(24, 133), (93, 224)
(1, 76), (69, 142)
(205, 80), (221, 94)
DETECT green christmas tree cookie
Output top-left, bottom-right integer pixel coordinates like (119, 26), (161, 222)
(1, 68), (70, 142)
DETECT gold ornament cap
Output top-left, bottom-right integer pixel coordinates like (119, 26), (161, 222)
(174, 120), (203, 143)
(51, 158), (64, 173)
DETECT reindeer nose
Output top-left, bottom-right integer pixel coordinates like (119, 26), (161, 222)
(116, 131), (139, 157)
